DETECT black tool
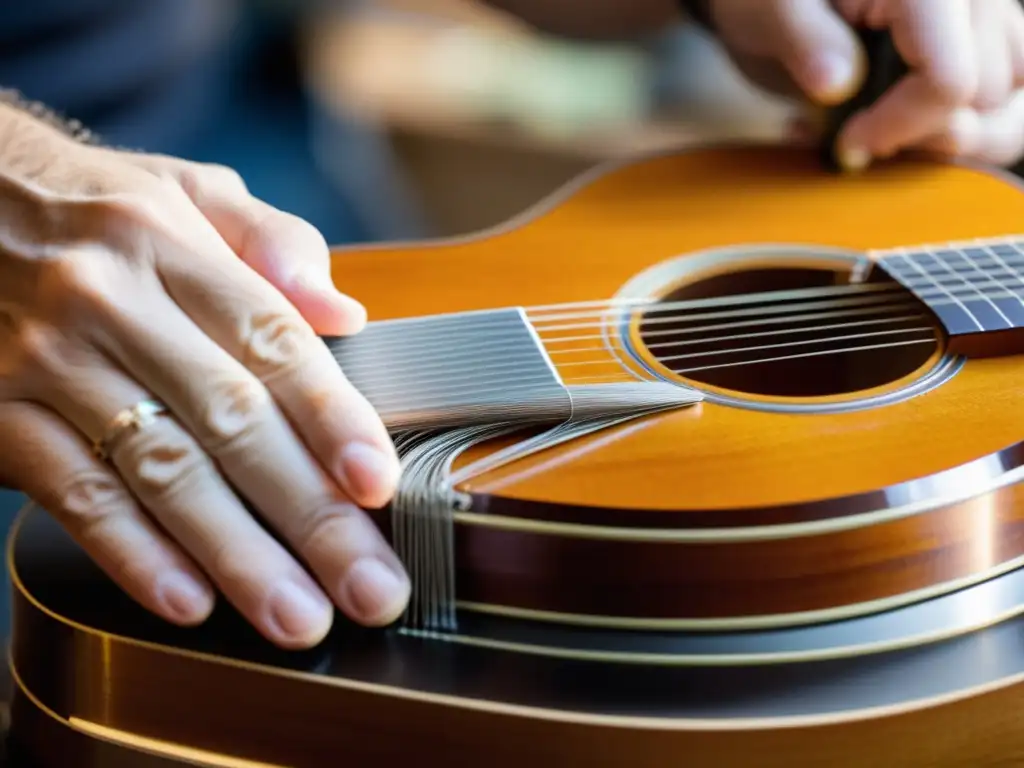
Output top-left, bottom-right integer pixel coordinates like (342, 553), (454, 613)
(820, 27), (909, 171)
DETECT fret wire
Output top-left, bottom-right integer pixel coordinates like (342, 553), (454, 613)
(927, 250), (1013, 328)
(891, 250), (984, 331)
(875, 235), (1024, 261)
(875, 239), (1024, 332)
(980, 245), (1024, 298)
(937, 253), (1024, 288)
(910, 256), (1024, 283)
(896, 271), (1022, 292)
(949, 248), (1024, 325)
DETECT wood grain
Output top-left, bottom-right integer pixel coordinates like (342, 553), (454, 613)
(332, 145), (1024, 513)
(12, 145), (1024, 766)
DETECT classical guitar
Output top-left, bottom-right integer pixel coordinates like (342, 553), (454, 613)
(10, 31), (1024, 768)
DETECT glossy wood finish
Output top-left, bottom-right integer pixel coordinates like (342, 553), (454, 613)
(445, 481), (1024, 621)
(331, 144), (1024, 624)
(13, 145), (1024, 765)
(332, 145), (1024, 513)
(12, 507), (1024, 768)
(12, 669), (1024, 768)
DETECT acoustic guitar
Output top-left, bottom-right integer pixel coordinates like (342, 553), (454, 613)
(9, 31), (1024, 768)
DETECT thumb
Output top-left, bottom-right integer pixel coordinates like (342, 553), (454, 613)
(131, 154), (367, 337)
(764, 0), (867, 105)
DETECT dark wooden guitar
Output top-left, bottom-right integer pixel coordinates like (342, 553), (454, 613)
(10, 31), (1024, 768)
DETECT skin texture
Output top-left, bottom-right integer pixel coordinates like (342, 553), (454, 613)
(0, 105), (410, 650)
(489, 0), (1024, 169)
(1, 0), (1023, 651)
(706, 0), (1024, 169)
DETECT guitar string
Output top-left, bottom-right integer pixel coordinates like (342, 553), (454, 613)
(340, 255), (1024, 342)
(535, 307), (923, 345)
(334, 270), (1024, 368)
(525, 270), (1024, 325)
(336, 301), (928, 376)
(333, 323), (937, 405)
(326, 308), (944, 402)
(335, 313), (933, 395)
(382, 240), (1024, 630)
(328, 288), (966, 383)
(332, 290), (941, 373)
(328, 274), (1024, 398)
(339, 334), (937, 408)
(516, 245), (1024, 315)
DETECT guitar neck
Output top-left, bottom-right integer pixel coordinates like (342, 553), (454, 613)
(871, 236), (1024, 357)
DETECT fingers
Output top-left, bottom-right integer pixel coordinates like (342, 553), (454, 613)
(921, 91), (1024, 166)
(972, 1), (1014, 110)
(0, 400), (215, 627)
(31, 353), (342, 648)
(890, 0), (978, 103)
(88, 279), (409, 630)
(132, 154), (366, 337)
(147, 217), (399, 511)
(762, 0), (867, 105)
(833, 0), (1024, 169)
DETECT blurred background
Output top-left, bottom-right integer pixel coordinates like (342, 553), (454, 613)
(2, 0), (798, 243)
(0, 0), (796, 628)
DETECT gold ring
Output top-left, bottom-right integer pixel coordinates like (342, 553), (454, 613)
(93, 399), (168, 461)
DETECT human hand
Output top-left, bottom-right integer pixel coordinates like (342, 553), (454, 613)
(705, 0), (1024, 170)
(0, 102), (410, 649)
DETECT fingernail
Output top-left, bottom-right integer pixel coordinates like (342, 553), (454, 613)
(294, 269), (367, 330)
(156, 571), (211, 623)
(340, 558), (409, 625)
(294, 267), (348, 303)
(815, 53), (857, 101)
(339, 441), (398, 505)
(839, 145), (872, 173)
(268, 579), (333, 642)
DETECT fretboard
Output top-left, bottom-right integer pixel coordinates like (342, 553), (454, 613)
(872, 237), (1024, 357)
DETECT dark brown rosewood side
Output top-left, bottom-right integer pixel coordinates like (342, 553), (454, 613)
(370, 465), (1024, 622)
(10, 509), (1024, 768)
(11, 142), (1024, 767)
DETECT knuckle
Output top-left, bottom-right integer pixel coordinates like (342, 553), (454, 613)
(199, 376), (273, 451)
(50, 469), (126, 526)
(36, 250), (134, 326)
(241, 311), (314, 381)
(122, 425), (208, 502)
(295, 503), (372, 562)
(210, 542), (270, 594)
(209, 549), (249, 588)
(180, 161), (248, 200)
(205, 163), (248, 194)
(82, 177), (190, 246)
(13, 318), (63, 372)
(10, 317), (99, 385)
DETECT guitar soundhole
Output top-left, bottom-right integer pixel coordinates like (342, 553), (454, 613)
(637, 266), (941, 398)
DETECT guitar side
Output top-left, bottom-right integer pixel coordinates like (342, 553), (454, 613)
(334, 144), (1024, 631)
(9, 506), (1024, 768)
(10, 144), (1024, 767)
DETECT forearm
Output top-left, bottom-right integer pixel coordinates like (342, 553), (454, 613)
(479, 0), (684, 39)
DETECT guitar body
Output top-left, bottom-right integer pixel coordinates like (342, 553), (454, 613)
(11, 144), (1024, 767)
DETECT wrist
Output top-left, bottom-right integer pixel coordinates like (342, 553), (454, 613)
(0, 89), (96, 148)
(0, 93), (103, 193)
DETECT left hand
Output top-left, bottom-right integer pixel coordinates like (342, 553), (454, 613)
(706, 0), (1024, 170)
